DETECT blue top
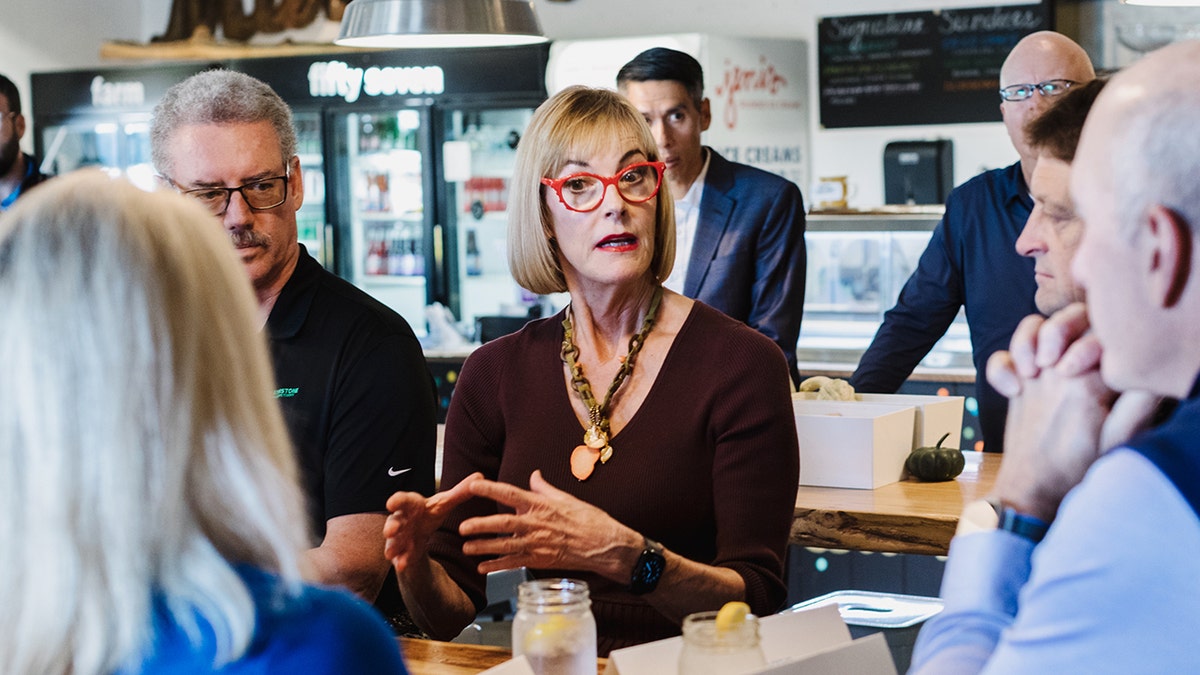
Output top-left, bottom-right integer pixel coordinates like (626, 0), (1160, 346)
(0, 152), (49, 211)
(910, 385), (1200, 673)
(851, 162), (1036, 452)
(126, 566), (409, 674)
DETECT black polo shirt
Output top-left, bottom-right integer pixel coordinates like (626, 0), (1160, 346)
(267, 245), (436, 621)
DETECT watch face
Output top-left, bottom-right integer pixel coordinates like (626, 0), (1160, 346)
(631, 547), (665, 594)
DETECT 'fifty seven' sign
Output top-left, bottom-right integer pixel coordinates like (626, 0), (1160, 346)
(308, 61), (445, 103)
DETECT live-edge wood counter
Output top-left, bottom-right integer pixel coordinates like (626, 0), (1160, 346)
(791, 451), (999, 556)
(400, 637), (606, 675)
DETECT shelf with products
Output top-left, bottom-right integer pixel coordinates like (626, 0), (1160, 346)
(362, 219), (425, 278)
(360, 273), (426, 286)
(354, 162), (422, 214)
(357, 212), (423, 223)
(355, 147), (422, 165)
(458, 176), (511, 217)
(356, 110), (421, 156)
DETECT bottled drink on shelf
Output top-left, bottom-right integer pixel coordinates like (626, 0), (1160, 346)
(387, 225), (405, 276)
(410, 239), (425, 277)
(398, 236), (418, 276)
(465, 229), (483, 276)
(365, 228), (387, 276)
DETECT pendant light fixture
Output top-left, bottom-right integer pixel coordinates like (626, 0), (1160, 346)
(335, 0), (547, 49)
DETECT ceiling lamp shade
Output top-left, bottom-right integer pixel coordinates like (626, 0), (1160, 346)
(335, 0), (547, 48)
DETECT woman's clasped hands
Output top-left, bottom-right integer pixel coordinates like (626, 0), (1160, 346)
(385, 470), (638, 581)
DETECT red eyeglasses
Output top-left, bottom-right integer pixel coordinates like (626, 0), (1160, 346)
(540, 161), (666, 213)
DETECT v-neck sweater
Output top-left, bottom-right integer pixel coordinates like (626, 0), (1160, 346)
(432, 301), (800, 654)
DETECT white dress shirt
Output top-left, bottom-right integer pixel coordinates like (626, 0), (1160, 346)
(663, 150), (711, 293)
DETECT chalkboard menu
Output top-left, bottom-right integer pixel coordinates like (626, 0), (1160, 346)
(818, 4), (1050, 128)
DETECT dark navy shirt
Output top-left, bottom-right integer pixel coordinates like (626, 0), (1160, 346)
(851, 162), (1036, 452)
(1126, 376), (1200, 519)
(0, 153), (49, 211)
(267, 245), (436, 621)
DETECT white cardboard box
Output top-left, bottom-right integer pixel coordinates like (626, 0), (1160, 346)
(791, 399), (916, 489)
(857, 394), (964, 451)
(794, 393), (964, 451)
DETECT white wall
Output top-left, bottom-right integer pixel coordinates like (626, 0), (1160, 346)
(3, 0), (1049, 202)
(0, 0), (149, 152)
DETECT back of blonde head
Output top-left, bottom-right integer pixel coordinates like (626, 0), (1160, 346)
(0, 171), (309, 674)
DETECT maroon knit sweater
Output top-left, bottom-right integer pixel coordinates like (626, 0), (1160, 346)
(430, 301), (800, 655)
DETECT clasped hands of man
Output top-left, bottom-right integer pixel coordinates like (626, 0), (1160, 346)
(985, 302), (1162, 523)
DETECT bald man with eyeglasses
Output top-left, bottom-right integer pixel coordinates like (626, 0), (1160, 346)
(851, 31), (1095, 453)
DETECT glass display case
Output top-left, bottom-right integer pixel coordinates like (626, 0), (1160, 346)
(798, 209), (972, 370)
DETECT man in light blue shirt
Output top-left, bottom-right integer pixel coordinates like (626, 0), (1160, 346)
(911, 40), (1200, 673)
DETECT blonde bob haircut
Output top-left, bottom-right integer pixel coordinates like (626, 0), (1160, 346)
(508, 85), (676, 294)
(0, 171), (309, 674)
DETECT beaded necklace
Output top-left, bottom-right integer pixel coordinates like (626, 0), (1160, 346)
(560, 285), (664, 481)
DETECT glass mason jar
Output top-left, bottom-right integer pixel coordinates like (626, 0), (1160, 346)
(677, 610), (767, 675)
(511, 578), (597, 675)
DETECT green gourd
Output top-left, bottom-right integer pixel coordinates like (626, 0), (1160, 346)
(905, 432), (965, 482)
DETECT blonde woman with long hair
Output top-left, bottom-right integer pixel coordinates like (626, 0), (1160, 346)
(0, 171), (408, 674)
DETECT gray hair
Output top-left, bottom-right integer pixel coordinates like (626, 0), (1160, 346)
(150, 69), (297, 177)
(0, 171), (309, 673)
(1113, 88), (1200, 239)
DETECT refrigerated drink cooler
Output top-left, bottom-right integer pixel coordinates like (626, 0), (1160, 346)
(32, 45), (551, 338)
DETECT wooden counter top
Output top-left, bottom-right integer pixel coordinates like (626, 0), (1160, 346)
(400, 637), (605, 675)
(791, 450), (999, 556)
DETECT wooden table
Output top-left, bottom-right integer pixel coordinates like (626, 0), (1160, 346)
(791, 451), (1000, 556)
(400, 637), (606, 675)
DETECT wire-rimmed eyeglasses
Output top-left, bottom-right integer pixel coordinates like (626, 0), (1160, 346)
(169, 171), (290, 216)
(999, 79), (1077, 102)
(541, 161), (666, 213)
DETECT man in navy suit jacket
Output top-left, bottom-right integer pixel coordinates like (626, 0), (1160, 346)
(618, 47), (807, 385)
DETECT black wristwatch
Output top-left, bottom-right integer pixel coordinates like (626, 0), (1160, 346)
(629, 537), (665, 595)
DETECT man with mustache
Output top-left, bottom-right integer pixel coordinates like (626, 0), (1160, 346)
(150, 70), (437, 633)
(0, 74), (48, 211)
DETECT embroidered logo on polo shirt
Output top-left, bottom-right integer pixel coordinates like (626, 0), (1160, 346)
(275, 387), (300, 398)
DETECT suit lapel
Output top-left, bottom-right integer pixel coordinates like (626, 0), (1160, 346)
(685, 149), (736, 296)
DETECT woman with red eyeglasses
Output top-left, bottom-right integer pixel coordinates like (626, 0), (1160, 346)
(382, 86), (799, 655)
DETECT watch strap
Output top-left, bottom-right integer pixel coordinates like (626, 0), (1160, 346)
(998, 506), (1050, 543)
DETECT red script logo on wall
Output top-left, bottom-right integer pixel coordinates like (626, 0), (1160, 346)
(714, 56), (790, 130)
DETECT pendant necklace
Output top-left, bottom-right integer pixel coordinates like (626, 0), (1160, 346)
(560, 285), (663, 481)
